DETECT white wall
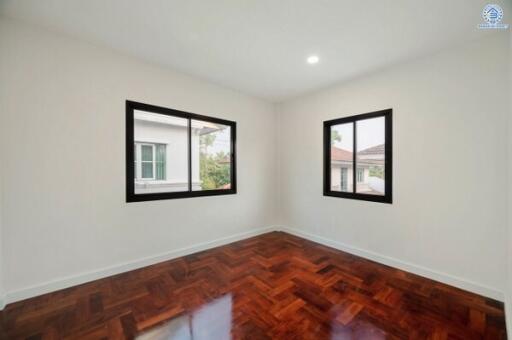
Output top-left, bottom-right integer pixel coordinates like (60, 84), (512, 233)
(507, 27), (512, 339)
(277, 33), (510, 299)
(0, 18), (277, 302)
(0, 155), (4, 309)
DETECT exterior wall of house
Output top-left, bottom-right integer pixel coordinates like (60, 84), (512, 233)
(133, 119), (201, 193)
(330, 166), (353, 192)
(355, 167), (371, 192)
(331, 165), (375, 192)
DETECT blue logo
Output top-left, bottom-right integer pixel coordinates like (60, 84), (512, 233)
(479, 4), (509, 29)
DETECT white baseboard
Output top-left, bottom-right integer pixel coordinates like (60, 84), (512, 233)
(2, 226), (276, 309)
(278, 226), (504, 301)
(2, 225), (505, 312)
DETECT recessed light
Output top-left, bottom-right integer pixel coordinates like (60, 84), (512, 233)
(307, 55), (319, 64)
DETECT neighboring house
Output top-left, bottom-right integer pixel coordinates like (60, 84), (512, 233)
(133, 110), (221, 193)
(330, 144), (385, 194)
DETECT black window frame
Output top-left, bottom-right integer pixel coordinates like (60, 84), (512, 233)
(126, 100), (237, 202)
(323, 108), (392, 204)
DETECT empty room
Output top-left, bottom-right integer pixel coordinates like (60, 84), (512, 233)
(0, 0), (511, 339)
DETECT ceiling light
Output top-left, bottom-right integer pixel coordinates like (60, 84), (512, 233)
(307, 55), (319, 64)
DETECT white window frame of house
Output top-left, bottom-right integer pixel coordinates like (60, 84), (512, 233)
(135, 143), (156, 180)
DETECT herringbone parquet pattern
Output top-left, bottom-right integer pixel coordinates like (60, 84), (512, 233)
(0, 232), (507, 339)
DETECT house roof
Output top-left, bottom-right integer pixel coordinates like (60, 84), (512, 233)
(331, 147), (353, 162)
(358, 144), (384, 155)
(331, 146), (384, 165)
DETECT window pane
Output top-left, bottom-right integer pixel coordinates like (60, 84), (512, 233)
(356, 117), (385, 195)
(330, 122), (353, 192)
(155, 144), (166, 180)
(134, 110), (189, 194)
(191, 120), (231, 191)
(141, 145), (153, 161)
(141, 162), (153, 178)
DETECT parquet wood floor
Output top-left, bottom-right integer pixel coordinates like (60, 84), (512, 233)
(0, 232), (507, 339)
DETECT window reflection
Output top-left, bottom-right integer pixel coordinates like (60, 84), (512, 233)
(136, 294), (232, 340)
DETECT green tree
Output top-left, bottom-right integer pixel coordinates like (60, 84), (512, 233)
(369, 166), (384, 179)
(331, 130), (342, 145)
(199, 133), (230, 189)
(200, 133), (216, 153)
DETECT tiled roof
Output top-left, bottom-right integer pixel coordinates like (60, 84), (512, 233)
(358, 144), (384, 155)
(331, 147), (352, 161)
(331, 146), (384, 165)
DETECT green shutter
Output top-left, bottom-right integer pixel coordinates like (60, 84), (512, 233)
(155, 144), (166, 180)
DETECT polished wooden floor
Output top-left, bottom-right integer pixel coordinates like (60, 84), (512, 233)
(0, 232), (507, 339)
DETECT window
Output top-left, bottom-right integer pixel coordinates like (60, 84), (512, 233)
(134, 143), (166, 180)
(324, 109), (392, 203)
(126, 101), (236, 202)
(140, 143), (155, 179)
(191, 119), (233, 191)
(340, 168), (348, 191)
(356, 168), (364, 183)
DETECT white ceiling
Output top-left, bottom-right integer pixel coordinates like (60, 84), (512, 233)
(0, 0), (509, 102)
